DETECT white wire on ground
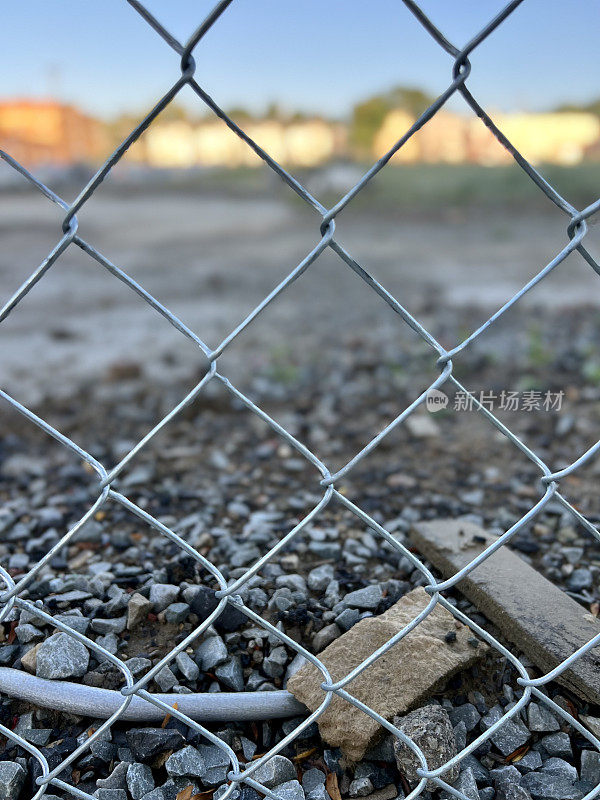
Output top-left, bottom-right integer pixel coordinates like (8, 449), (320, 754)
(0, 668), (306, 721)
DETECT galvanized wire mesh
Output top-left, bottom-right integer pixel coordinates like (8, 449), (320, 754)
(1, 2), (600, 799)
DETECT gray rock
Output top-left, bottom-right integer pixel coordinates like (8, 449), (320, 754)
(302, 769), (326, 797)
(96, 791), (127, 800)
(496, 785), (533, 800)
(263, 646), (289, 679)
(195, 636), (228, 671)
(491, 765), (522, 789)
(393, 705), (459, 789)
(271, 780), (304, 800)
(449, 703), (481, 732)
(126, 729), (185, 761)
(451, 767), (479, 800)
(364, 736), (396, 765)
(541, 758), (577, 782)
(580, 749), (600, 788)
(127, 764), (155, 800)
(164, 603), (190, 624)
(514, 750), (542, 774)
(55, 613), (90, 635)
(252, 756), (296, 789)
(0, 763), (25, 800)
(123, 658), (151, 678)
(527, 702), (560, 732)
(161, 779), (201, 800)
(96, 632), (119, 655)
(301, 786), (326, 800)
(36, 632), (89, 679)
(334, 608), (360, 631)
(453, 720), (467, 752)
(343, 585), (383, 610)
(323, 580), (341, 608)
(139, 790), (164, 800)
(154, 667), (178, 691)
(308, 542), (341, 560)
(97, 763), (129, 789)
(8, 553), (29, 570)
(90, 740), (117, 763)
(149, 584), (179, 612)
(460, 755), (489, 785)
(238, 736), (257, 761)
(213, 788), (239, 800)
(215, 656), (244, 691)
(15, 624), (43, 644)
(230, 544), (261, 568)
(19, 728), (52, 746)
(567, 568), (593, 591)
(313, 624), (340, 652)
(165, 746), (206, 778)
(248, 588), (268, 610)
(91, 617), (127, 635)
(269, 588), (295, 613)
(521, 771), (580, 800)
(276, 575), (307, 595)
(197, 745), (230, 786)
(307, 564), (335, 592)
(481, 706), (530, 757)
(541, 732), (572, 759)
(175, 652), (199, 682)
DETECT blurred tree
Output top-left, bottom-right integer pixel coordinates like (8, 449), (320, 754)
(226, 106), (253, 121)
(158, 103), (195, 122)
(265, 102), (282, 120)
(554, 97), (600, 116)
(351, 86), (434, 156)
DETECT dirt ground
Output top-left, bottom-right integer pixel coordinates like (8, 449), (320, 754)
(1, 171), (599, 407)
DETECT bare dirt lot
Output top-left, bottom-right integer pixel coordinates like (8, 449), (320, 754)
(1, 166), (599, 406)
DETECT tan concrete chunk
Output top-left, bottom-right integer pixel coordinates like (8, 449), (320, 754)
(287, 587), (486, 762)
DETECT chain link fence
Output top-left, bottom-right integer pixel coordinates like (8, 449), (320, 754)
(1, 2), (600, 799)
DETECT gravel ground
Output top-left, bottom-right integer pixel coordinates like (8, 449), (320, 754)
(2, 301), (600, 800)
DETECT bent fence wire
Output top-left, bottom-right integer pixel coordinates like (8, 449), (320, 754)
(1, 2), (600, 799)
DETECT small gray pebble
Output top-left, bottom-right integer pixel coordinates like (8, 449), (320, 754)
(343, 585), (382, 610)
(0, 762), (26, 800)
(165, 746), (206, 778)
(252, 756), (296, 789)
(127, 764), (155, 800)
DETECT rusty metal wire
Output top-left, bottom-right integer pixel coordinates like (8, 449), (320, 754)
(1, 2), (600, 800)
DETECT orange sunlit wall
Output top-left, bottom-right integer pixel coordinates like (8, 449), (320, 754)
(0, 99), (108, 168)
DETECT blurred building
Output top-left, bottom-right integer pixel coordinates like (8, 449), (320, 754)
(490, 112), (600, 165)
(373, 108), (600, 165)
(1, 96), (598, 171)
(142, 117), (345, 169)
(0, 99), (108, 167)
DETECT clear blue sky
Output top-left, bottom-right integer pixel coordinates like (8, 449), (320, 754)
(1, 0), (598, 120)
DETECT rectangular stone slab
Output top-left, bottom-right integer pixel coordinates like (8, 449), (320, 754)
(411, 517), (600, 705)
(287, 587), (487, 762)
